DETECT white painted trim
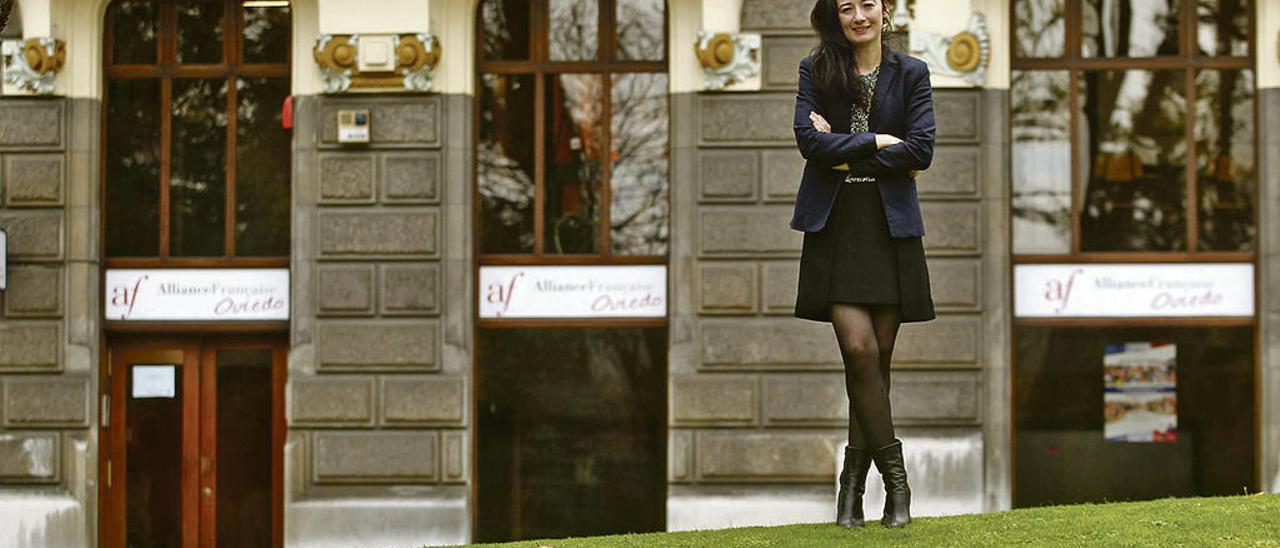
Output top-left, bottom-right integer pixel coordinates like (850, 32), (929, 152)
(1259, 0), (1280, 89)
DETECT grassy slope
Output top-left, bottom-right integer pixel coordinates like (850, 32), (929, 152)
(466, 494), (1280, 547)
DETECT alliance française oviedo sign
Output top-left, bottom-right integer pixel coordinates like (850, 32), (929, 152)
(479, 265), (666, 319)
(105, 269), (290, 321)
(1014, 263), (1254, 318)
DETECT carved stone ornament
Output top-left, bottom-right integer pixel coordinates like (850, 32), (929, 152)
(2, 37), (66, 94)
(313, 33), (440, 93)
(694, 31), (761, 91)
(908, 12), (989, 87)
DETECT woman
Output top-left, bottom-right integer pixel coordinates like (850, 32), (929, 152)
(790, 0), (936, 529)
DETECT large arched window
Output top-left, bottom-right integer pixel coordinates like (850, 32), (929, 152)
(104, 0), (292, 260)
(476, 0), (668, 258)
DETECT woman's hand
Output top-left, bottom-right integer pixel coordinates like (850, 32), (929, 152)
(809, 111), (831, 133)
(876, 134), (902, 149)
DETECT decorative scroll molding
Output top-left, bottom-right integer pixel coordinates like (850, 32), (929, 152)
(313, 33), (440, 93)
(694, 31), (761, 91)
(908, 12), (989, 87)
(2, 37), (66, 94)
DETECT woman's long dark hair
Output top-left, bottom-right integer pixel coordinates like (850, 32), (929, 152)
(809, 0), (896, 104)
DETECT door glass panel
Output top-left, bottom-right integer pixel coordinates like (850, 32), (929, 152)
(481, 0), (531, 61)
(242, 2), (291, 64)
(544, 73), (604, 254)
(1195, 69), (1255, 251)
(609, 73), (668, 255)
(215, 349), (273, 548)
(235, 76), (292, 256)
(1015, 326), (1256, 507)
(476, 327), (666, 542)
(1012, 70), (1072, 254)
(478, 74), (537, 254)
(170, 78), (229, 257)
(1082, 0), (1180, 58)
(549, 0), (599, 61)
(1079, 70), (1187, 251)
(615, 0), (664, 61)
(106, 79), (163, 257)
(177, 1), (226, 64)
(126, 363), (184, 547)
(111, 0), (159, 64)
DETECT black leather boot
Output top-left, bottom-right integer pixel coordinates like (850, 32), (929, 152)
(872, 438), (911, 528)
(836, 446), (873, 528)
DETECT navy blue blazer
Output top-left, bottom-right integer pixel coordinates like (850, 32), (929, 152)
(789, 49), (936, 237)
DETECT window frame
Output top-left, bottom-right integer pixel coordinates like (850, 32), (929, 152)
(102, 0), (292, 266)
(474, 0), (670, 265)
(1009, 0), (1257, 264)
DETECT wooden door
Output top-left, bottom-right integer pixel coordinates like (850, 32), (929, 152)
(103, 339), (284, 547)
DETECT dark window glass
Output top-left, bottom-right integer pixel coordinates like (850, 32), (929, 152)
(609, 73), (668, 255)
(176, 1), (225, 64)
(1012, 70), (1072, 254)
(549, 0), (599, 61)
(235, 76), (291, 256)
(169, 78), (228, 257)
(111, 0), (158, 64)
(242, 2), (291, 64)
(1196, 0), (1249, 57)
(1014, 0), (1065, 58)
(1195, 69), (1255, 251)
(1082, 0), (1180, 58)
(215, 350), (274, 548)
(479, 74), (537, 254)
(1080, 70), (1187, 251)
(615, 0), (664, 61)
(105, 79), (162, 257)
(1015, 326), (1256, 507)
(476, 327), (666, 542)
(126, 363), (184, 547)
(545, 73), (604, 254)
(481, 0), (531, 60)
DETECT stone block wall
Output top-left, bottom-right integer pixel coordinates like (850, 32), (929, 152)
(666, 1), (1009, 525)
(0, 97), (99, 545)
(287, 94), (471, 545)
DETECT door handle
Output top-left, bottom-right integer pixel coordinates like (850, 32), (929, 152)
(202, 486), (213, 498)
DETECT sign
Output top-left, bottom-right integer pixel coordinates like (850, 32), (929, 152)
(105, 269), (290, 321)
(1014, 263), (1253, 318)
(0, 228), (6, 291)
(479, 265), (666, 319)
(132, 365), (176, 399)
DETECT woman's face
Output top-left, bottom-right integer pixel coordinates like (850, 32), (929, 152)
(837, 0), (886, 46)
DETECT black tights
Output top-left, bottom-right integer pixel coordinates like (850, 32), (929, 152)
(831, 303), (902, 451)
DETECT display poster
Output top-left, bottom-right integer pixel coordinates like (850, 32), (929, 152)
(132, 365), (177, 399)
(1104, 342), (1177, 443)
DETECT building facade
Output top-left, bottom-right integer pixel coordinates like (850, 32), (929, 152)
(0, 0), (1275, 546)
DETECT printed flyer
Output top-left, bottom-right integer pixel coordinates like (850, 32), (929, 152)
(1103, 341), (1177, 443)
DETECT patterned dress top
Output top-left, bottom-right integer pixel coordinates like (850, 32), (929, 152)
(845, 64), (880, 184)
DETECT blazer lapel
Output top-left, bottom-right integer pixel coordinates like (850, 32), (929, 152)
(869, 53), (899, 131)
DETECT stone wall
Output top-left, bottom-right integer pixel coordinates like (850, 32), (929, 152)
(0, 97), (99, 546)
(286, 94), (472, 546)
(666, 1), (1009, 528)
(1259, 88), (1280, 493)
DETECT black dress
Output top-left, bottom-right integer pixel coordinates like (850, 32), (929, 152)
(794, 66), (935, 323)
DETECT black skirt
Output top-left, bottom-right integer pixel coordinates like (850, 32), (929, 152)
(794, 181), (935, 323)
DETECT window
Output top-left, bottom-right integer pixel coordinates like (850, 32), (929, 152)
(476, 0), (669, 258)
(104, 0), (292, 259)
(1011, 0), (1254, 255)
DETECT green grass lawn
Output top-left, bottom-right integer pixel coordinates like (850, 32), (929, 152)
(462, 493), (1280, 547)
